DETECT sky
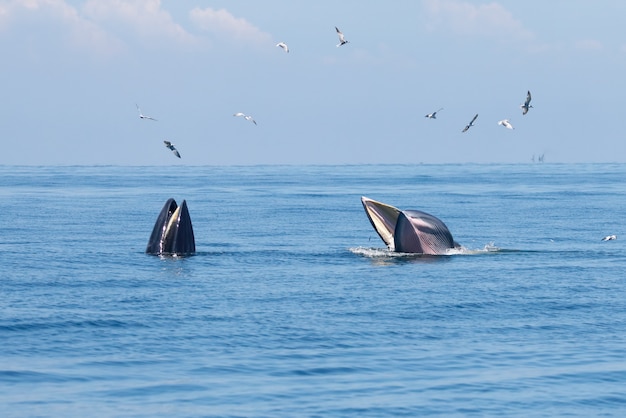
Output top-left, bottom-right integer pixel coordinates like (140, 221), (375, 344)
(1, 0), (626, 165)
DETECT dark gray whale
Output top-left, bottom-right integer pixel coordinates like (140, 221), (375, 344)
(146, 198), (196, 256)
(361, 196), (461, 255)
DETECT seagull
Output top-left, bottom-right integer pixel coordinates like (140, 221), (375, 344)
(136, 104), (157, 121)
(498, 119), (514, 129)
(335, 26), (349, 47)
(234, 112), (257, 125)
(462, 114), (478, 132)
(601, 235), (617, 241)
(163, 140), (181, 158)
(425, 108), (443, 119)
(276, 42), (289, 53)
(521, 90), (533, 115)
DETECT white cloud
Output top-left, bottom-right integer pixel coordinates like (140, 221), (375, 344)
(83, 0), (198, 47)
(421, 0), (534, 41)
(0, 5), (8, 27)
(0, 0), (122, 54)
(189, 7), (272, 46)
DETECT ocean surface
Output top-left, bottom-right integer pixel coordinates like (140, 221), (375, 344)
(1, 164), (625, 417)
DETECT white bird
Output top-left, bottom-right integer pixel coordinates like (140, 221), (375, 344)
(462, 114), (478, 132)
(136, 104), (157, 121)
(601, 235), (617, 241)
(498, 119), (514, 129)
(276, 42), (289, 53)
(335, 26), (349, 47)
(163, 140), (181, 158)
(233, 112), (257, 125)
(521, 90), (533, 115)
(425, 108), (443, 119)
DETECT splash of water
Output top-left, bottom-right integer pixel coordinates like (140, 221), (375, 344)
(350, 242), (501, 258)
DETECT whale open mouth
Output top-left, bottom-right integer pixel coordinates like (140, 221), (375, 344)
(361, 196), (459, 255)
(361, 196), (400, 251)
(146, 198), (196, 256)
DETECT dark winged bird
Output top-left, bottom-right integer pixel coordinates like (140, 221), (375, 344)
(462, 114), (478, 132)
(521, 90), (533, 115)
(335, 26), (349, 47)
(425, 108), (443, 119)
(163, 140), (181, 158)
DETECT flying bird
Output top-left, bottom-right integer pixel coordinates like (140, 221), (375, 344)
(498, 119), (514, 129)
(462, 114), (478, 132)
(276, 42), (289, 53)
(521, 90), (533, 115)
(335, 26), (349, 47)
(601, 235), (617, 241)
(136, 104), (157, 121)
(234, 112), (257, 125)
(425, 108), (443, 119)
(163, 140), (181, 158)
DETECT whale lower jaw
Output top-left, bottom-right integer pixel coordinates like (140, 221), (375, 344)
(146, 198), (196, 256)
(361, 196), (459, 255)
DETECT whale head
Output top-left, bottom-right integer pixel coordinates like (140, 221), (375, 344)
(361, 196), (460, 255)
(146, 198), (196, 256)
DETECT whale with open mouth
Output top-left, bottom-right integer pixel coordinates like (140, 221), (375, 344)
(146, 198), (196, 256)
(361, 196), (461, 255)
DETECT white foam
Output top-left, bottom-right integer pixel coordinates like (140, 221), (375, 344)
(349, 246), (406, 258)
(350, 243), (501, 257)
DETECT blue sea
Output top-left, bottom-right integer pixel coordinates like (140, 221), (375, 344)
(1, 164), (625, 417)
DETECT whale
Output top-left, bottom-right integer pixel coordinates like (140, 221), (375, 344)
(361, 196), (461, 255)
(146, 198), (196, 256)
